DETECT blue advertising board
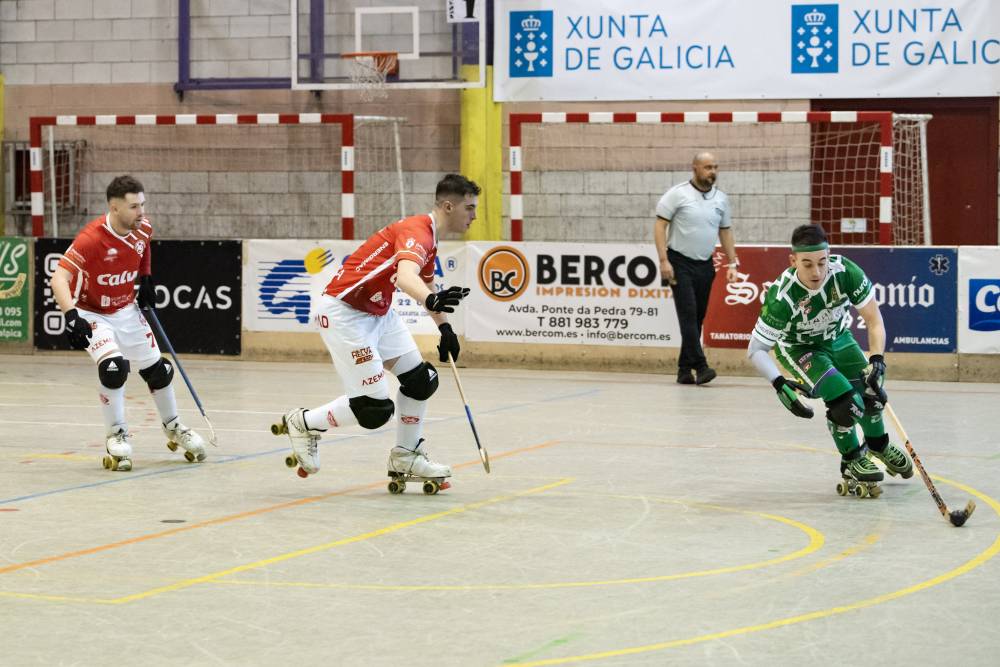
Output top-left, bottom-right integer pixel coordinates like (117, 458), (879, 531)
(837, 247), (957, 353)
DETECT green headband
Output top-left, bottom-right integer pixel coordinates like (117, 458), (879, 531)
(792, 242), (829, 252)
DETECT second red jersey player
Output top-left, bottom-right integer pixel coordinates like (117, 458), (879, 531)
(273, 174), (479, 485)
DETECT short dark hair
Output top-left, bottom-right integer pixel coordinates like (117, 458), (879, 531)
(790, 224), (827, 249)
(106, 175), (144, 202)
(435, 173), (480, 202)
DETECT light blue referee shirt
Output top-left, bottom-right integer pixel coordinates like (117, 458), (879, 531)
(655, 182), (732, 261)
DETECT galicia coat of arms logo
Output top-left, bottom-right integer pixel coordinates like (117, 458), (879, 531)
(791, 5), (839, 74)
(510, 11), (553, 78)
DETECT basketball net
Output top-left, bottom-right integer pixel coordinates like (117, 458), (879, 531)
(342, 52), (398, 102)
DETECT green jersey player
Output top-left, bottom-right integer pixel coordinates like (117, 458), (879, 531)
(747, 224), (913, 497)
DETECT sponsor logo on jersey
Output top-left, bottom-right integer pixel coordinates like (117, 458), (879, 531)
(401, 415), (420, 424)
(356, 241), (390, 271)
(370, 292), (384, 303)
(97, 269), (138, 286)
(969, 278), (1000, 332)
(479, 245), (530, 301)
(406, 238), (415, 248)
(326, 411), (339, 428)
(796, 296), (812, 316)
(361, 370), (384, 386)
(851, 277), (870, 299)
(352, 346), (374, 364)
(104, 247), (118, 262)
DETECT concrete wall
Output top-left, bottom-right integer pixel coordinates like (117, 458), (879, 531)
(0, 0), (458, 85)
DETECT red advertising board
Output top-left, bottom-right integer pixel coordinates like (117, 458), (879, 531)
(703, 246), (792, 349)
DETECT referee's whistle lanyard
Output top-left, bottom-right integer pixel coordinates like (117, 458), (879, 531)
(689, 180), (717, 200)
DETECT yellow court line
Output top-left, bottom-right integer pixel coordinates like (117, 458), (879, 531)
(215, 493), (825, 592)
(0, 439), (562, 577)
(0, 478), (573, 604)
(505, 475), (1000, 666)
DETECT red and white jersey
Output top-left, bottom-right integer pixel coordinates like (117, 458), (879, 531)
(57, 214), (152, 315)
(324, 213), (438, 316)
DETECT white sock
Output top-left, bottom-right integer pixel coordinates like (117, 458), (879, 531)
(395, 390), (427, 450)
(305, 395), (358, 431)
(98, 386), (126, 432)
(151, 384), (179, 425)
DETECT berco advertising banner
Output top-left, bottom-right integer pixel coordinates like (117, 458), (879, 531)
(243, 240), (466, 334)
(34, 239), (241, 354)
(465, 242), (680, 346)
(702, 245), (957, 353)
(494, 0), (1000, 101)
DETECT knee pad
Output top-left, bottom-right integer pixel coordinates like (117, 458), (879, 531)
(825, 391), (864, 428)
(98, 356), (130, 389)
(139, 357), (174, 391)
(397, 361), (439, 401)
(349, 395), (395, 429)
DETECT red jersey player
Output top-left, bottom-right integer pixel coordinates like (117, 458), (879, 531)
(49, 175), (206, 471)
(274, 173), (478, 489)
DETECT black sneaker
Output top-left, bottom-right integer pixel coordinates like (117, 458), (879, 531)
(695, 367), (717, 385)
(676, 370), (695, 384)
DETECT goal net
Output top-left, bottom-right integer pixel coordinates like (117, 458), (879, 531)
(27, 113), (407, 241)
(509, 111), (931, 245)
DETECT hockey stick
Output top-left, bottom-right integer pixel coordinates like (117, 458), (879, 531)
(885, 403), (974, 527)
(142, 306), (219, 447)
(446, 355), (490, 473)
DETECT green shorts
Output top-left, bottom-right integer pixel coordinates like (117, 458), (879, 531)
(774, 331), (867, 403)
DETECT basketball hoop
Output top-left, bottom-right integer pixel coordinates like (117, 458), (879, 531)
(341, 51), (399, 101)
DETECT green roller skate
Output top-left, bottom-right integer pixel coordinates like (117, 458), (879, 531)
(837, 447), (884, 499)
(866, 437), (914, 479)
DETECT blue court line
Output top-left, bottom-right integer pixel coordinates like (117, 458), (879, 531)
(0, 387), (599, 505)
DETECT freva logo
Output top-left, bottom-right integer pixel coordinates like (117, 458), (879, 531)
(969, 279), (1000, 331)
(97, 269), (138, 286)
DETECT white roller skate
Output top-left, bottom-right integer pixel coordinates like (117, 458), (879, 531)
(271, 408), (320, 478)
(163, 417), (207, 463)
(387, 438), (452, 495)
(102, 426), (133, 472)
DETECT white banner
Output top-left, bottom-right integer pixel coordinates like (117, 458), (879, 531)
(243, 239), (465, 334)
(465, 242), (680, 346)
(494, 0), (1000, 101)
(958, 246), (1000, 354)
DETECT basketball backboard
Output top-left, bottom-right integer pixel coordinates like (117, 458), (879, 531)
(290, 0), (485, 91)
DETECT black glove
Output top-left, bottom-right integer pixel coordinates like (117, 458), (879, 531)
(64, 308), (93, 350)
(863, 354), (888, 410)
(772, 376), (814, 419)
(437, 323), (460, 363)
(135, 275), (155, 310)
(424, 286), (470, 314)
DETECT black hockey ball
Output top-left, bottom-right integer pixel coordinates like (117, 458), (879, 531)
(949, 510), (968, 527)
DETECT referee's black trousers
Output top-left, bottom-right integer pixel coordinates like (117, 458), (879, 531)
(668, 248), (716, 373)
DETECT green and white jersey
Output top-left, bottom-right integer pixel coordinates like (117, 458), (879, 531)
(752, 255), (874, 347)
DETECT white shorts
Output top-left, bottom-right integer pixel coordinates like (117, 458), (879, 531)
(313, 294), (418, 398)
(78, 303), (161, 369)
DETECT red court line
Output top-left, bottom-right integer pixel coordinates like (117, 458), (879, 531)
(0, 440), (560, 575)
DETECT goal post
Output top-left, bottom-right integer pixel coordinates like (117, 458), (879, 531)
(27, 113), (408, 240)
(508, 111), (932, 246)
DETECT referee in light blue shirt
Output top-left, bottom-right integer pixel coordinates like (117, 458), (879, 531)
(654, 152), (740, 385)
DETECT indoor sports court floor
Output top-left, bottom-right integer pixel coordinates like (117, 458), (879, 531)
(2, 354), (999, 666)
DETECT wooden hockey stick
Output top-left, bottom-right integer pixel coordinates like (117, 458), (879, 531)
(885, 403), (974, 527)
(447, 355), (490, 473)
(143, 307), (219, 447)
